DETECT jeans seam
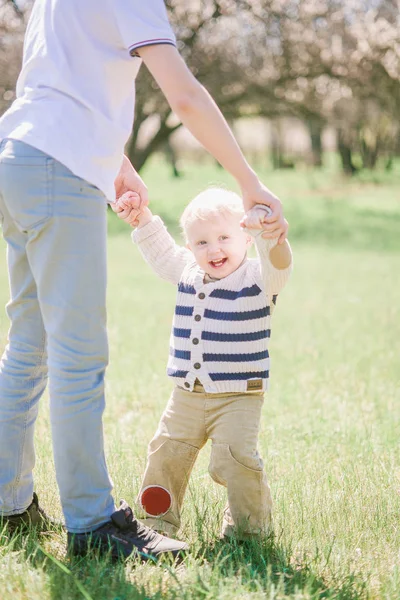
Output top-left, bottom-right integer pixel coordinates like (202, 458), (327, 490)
(12, 327), (47, 509)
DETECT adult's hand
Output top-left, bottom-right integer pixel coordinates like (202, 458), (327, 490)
(110, 191), (142, 228)
(113, 155), (148, 221)
(241, 179), (288, 244)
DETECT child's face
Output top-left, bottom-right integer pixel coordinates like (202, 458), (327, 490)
(186, 212), (252, 278)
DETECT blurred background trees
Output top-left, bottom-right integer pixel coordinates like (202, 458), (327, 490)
(0, 0), (25, 115)
(1, 0), (399, 175)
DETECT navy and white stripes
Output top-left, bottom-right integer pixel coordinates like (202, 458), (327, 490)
(132, 215), (292, 394)
(167, 275), (272, 391)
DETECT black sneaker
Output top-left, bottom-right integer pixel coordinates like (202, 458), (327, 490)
(1, 492), (58, 533)
(67, 500), (188, 562)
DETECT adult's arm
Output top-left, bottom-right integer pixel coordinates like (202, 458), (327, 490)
(137, 44), (287, 243)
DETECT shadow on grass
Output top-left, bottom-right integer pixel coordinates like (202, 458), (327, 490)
(1, 530), (150, 600)
(1, 528), (367, 600)
(196, 534), (367, 600)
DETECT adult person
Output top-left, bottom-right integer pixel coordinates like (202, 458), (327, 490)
(0, 0), (288, 559)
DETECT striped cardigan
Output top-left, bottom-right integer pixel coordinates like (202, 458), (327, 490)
(132, 216), (292, 394)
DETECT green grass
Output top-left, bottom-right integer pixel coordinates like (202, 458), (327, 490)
(0, 158), (399, 599)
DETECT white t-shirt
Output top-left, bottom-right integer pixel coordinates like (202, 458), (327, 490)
(0, 0), (176, 201)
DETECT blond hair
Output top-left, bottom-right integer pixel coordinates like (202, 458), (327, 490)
(180, 188), (244, 239)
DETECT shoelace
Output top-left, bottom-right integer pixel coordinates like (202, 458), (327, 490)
(110, 501), (139, 535)
(135, 519), (155, 540)
(109, 501), (159, 562)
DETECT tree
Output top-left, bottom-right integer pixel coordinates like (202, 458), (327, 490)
(2, 0), (399, 174)
(126, 0), (261, 172)
(0, 0), (29, 115)
(238, 0), (400, 172)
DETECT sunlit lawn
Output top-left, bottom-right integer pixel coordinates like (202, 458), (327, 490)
(0, 158), (399, 599)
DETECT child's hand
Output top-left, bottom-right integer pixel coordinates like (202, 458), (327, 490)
(241, 205), (272, 230)
(241, 181), (287, 243)
(241, 204), (289, 240)
(112, 191), (145, 228)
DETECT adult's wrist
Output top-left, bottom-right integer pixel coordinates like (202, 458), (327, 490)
(237, 168), (260, 195)
(115, 155), (130, 189)
(121, 154), (131, 171)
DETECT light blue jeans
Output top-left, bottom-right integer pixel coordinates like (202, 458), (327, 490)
(0, 139), (116, 533)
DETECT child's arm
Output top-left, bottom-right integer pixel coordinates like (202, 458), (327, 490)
(243, 205), (293, 309)
(115, 192), (194, 285)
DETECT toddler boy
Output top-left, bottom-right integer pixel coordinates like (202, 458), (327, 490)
(117, 188), (292, 539)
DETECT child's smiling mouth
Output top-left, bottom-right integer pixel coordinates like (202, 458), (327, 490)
(209, 258), (227, 268)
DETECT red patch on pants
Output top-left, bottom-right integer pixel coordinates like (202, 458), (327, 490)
(140, 485), (172, 517)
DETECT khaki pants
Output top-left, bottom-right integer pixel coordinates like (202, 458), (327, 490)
(137, 384), (272, 538)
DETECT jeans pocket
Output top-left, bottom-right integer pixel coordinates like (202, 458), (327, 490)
(0, 155), (54, 231)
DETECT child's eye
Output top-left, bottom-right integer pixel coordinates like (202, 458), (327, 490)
(197, 240), (207, 246)
(220, 235), (229, 241)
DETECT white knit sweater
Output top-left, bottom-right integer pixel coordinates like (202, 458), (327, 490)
(132, 216), (292, 394)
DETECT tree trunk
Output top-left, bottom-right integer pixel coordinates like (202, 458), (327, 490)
(337, 129), (358, 175)
(385, 156), (393, 171)
(271, 121), (283, 169)
(359, 133), (379, 170)
(126, 110), (145, 161)
(126, 115), (182, 172)
(163, 139), (181, 178)
(307, 118), (323, 167)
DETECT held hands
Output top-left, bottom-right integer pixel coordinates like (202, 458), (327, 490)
(113, 156), (150, 227)
(241, 181), (288, 243)
(112, 193), (289, 237)
(112, 155), (288, 240)
(111, 191), (152, 228)
(241, 204), (289, 241)
(115, 156), (148, 207)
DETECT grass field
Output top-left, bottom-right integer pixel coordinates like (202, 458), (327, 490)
(0, 158), (399, 599)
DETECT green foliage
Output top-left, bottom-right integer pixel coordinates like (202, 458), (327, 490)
(0, 161), (399, 599)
